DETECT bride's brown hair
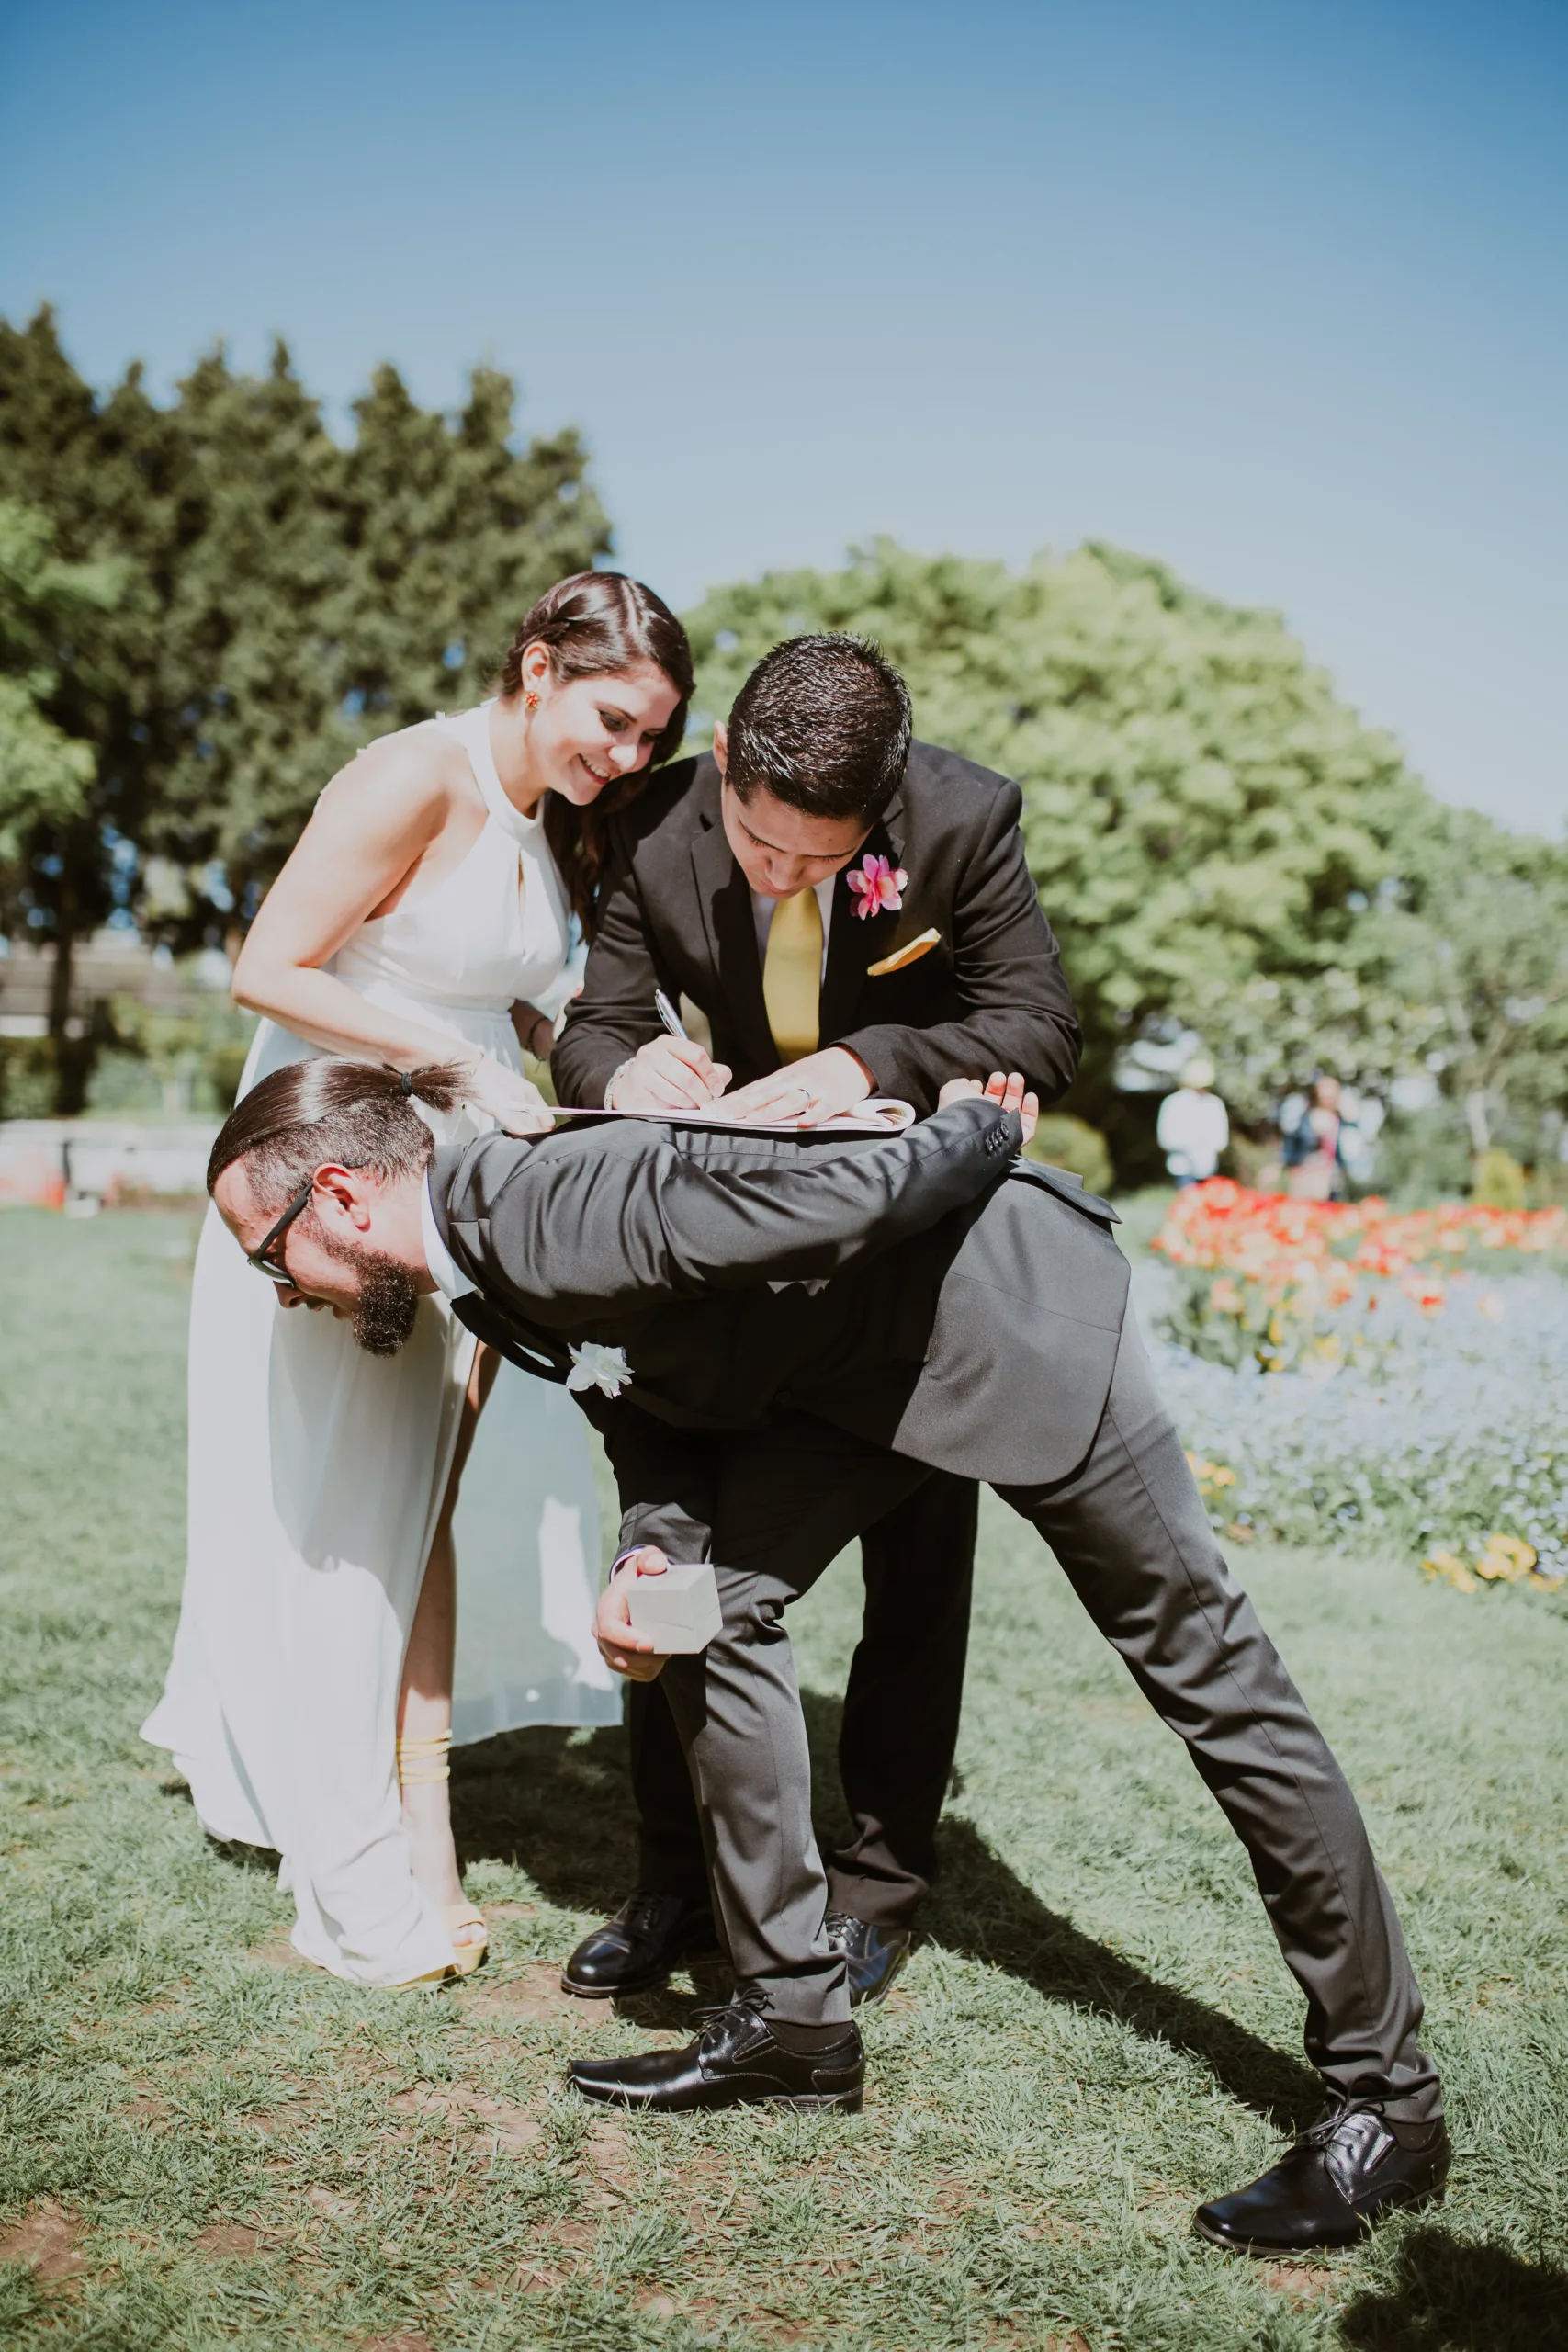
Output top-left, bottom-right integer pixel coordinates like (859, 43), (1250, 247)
(498, 571), (694, 935)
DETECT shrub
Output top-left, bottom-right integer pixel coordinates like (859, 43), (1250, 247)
(1025, 1114), (1112, 1195)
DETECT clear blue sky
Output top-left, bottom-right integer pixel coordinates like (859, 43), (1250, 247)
(3, 0), (1563, 832)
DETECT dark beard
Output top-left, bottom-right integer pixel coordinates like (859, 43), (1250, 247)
(307, 1221), (423, 1355)
(349, 1254), (423, 1355)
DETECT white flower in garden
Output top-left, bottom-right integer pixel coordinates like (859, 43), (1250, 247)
(567, 1342), (632, 1398)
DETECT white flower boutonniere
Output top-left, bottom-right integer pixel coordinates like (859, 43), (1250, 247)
(567, 1341), (633, 1398)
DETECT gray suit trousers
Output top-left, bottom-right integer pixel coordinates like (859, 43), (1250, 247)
(654, 1316), (1440, 2121)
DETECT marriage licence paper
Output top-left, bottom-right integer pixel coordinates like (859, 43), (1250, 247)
(548, 1099), (916, 1136)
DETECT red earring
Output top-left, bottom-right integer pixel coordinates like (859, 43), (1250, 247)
(525, 689), (540, 711)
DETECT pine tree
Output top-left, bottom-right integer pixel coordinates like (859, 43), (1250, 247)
(0, 309), (187, 1108)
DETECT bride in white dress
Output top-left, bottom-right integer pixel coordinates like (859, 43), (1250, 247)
(142, 572), (693, 1987)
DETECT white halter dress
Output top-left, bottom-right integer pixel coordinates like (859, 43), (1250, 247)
(141, 705), (618, 1986)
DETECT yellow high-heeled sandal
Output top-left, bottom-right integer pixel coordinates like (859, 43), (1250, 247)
(397, 1731), (488, 1980)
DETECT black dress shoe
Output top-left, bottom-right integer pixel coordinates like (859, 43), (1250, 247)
(570, 1998), (863, 2114)
(559, 1891), (721, 1999)
(1194, 2103), (1451, 2254)
(824, 1912), (911, 2008)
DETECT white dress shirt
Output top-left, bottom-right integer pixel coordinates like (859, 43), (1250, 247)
(421, 1171), (476, 1301)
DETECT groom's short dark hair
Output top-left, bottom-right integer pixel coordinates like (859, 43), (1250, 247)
(726, 634), (912, 822)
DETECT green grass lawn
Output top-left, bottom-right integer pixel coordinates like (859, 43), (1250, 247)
(3, 1206), (1567, 2351)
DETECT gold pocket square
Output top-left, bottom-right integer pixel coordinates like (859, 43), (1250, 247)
(867, 927), (942, 978)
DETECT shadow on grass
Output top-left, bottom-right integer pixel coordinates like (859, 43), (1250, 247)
(453, 1719), (637, 1911)
(451, 1717), (729, 2032)
(451, 1690), (1320, 2128)
(1338, 2223), (1568, 2351)
(161, 1777), (284, 1878)
(206, 1836), (284, 1877)
(924, 1814), (1320, 2129)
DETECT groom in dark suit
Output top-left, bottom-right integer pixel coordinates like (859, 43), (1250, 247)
(552, 633), (1081, 2007)
(208, 1063), (1449, 2255)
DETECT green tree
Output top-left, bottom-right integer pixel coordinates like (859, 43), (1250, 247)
(0, 498), (129, 861)
(147, 348), (610, 940)
(0, 311), (186, 1107)
(335, 359), (608, 732)
(1390, 805), (1568, 1159)
(1197, 806), (1568, 1170)
(143, 339), (367, 947)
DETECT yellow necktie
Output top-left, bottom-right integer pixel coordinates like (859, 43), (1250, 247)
(761, 888), (822, 1063)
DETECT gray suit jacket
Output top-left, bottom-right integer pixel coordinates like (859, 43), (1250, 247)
(431, 1102), (1130, 1536)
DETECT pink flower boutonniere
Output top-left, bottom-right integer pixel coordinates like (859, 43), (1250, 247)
(846, 852), (908, 922)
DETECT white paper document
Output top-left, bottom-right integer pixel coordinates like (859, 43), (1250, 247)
(550, 1099), (916, 1136)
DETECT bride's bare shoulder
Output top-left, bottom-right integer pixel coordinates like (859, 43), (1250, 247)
(313, 719), (477, 842)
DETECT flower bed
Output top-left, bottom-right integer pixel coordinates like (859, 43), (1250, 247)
(1152, 1180), (1567, 1374)
(1145, 1182), (1568, 1593)
(1155, 1181), (1568, 1276)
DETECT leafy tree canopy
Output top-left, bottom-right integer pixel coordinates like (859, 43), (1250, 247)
(0, 498), (128, 862)
(150, 345), (610, 923)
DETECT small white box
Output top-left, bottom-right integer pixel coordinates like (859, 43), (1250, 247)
(625, 1559), (723, 1654)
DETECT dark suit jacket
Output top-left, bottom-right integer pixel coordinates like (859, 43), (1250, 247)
(431, 1102), (1130, 1554)
(551, 744), (1081, 1115)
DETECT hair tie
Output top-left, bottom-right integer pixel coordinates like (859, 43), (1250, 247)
(400, 1070), (415, 1097)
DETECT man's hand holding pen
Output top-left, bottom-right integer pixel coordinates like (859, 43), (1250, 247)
(606, 989), (868, 1125)
(607, 1034), (733, 1113)
(604, 989), (733, 1112)
(600, 991), (1036, 1134)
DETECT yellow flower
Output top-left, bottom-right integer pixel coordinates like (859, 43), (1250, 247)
(1185, 1452), (1238, 1498)
(1423, 1535), (1548, 1592)
(1476, 1533), (1538, 1583)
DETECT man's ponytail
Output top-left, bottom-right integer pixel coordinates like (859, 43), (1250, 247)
(391, 1062), (473, 1115)
(207, 1058), (474, 1205)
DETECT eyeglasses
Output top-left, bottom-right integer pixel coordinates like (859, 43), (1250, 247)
(246, 1179), (314, 1287)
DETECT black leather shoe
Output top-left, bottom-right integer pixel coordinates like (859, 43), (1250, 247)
(570, 1998), (863, 2114)
(824, 1911), (911, 2007)
(1194, 2103), (1451, 2254)
(559, 1891), (721, 1999)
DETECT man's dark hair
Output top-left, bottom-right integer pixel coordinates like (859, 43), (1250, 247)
(724, 634), (912, 822)
(207, 1058), (468, 1208)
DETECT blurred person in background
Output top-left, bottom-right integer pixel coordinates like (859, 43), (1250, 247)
(1281, 1074), (1359, 1202)
(1156, 1056), (1229, 1187)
